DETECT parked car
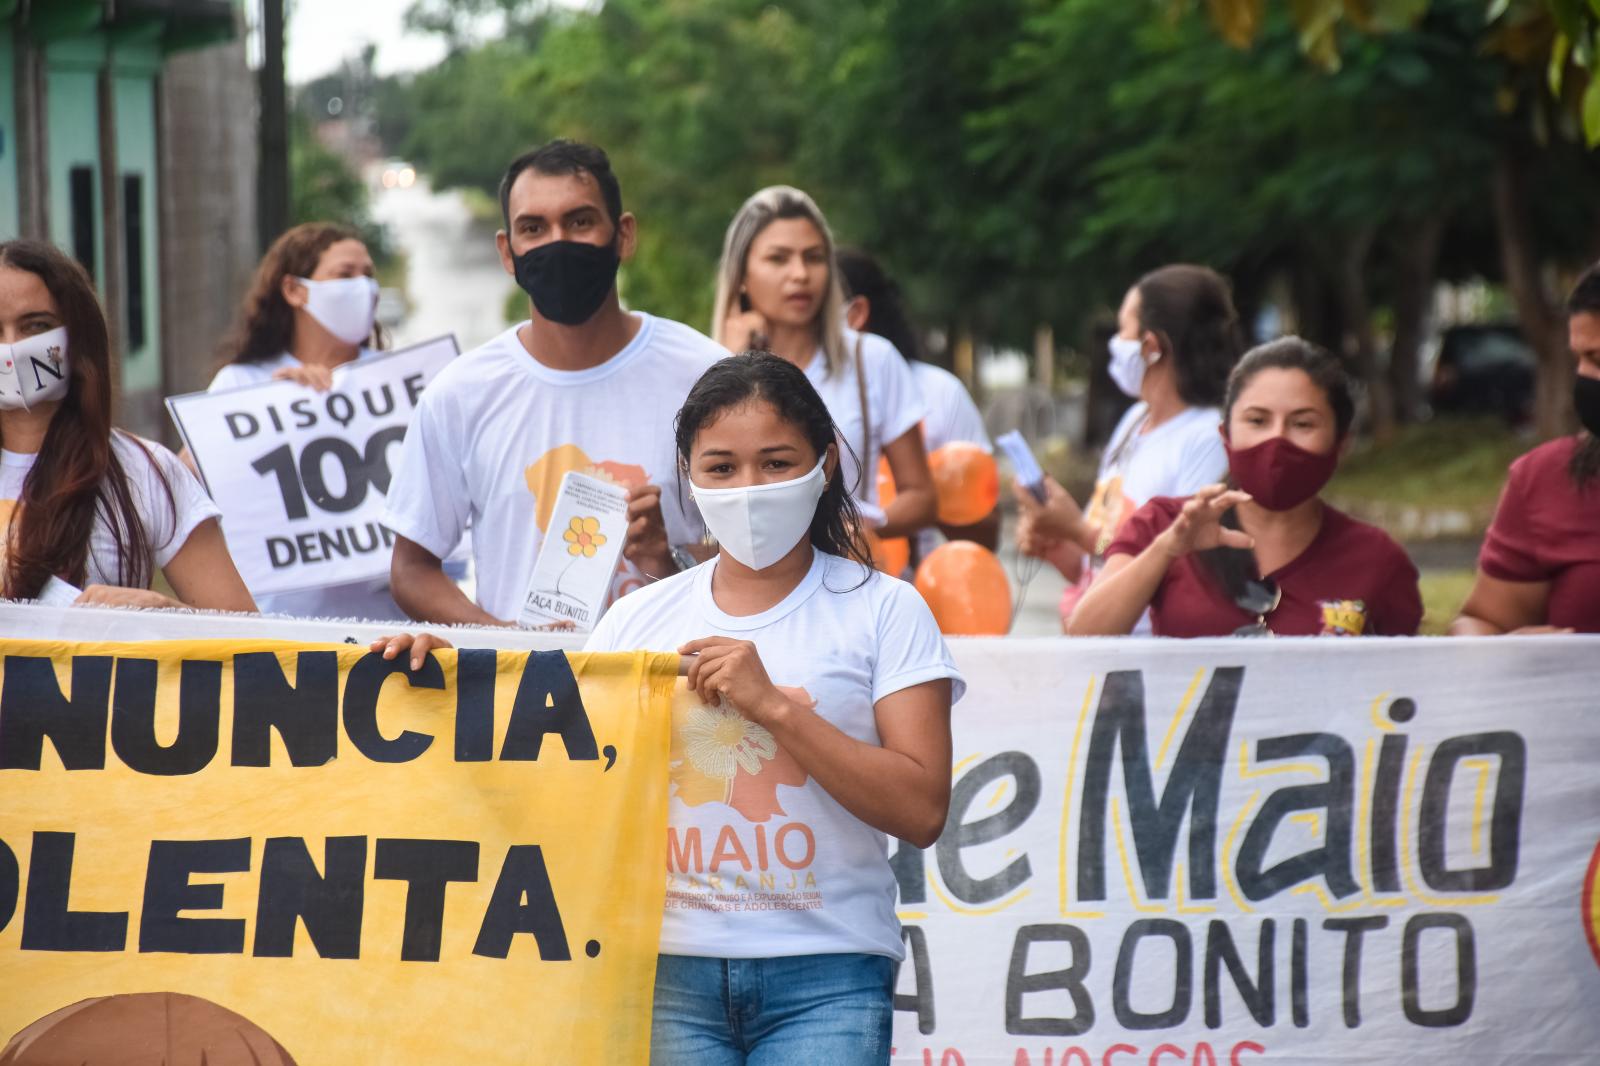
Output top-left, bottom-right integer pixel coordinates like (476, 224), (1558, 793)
(1427, 323), (1535, 425)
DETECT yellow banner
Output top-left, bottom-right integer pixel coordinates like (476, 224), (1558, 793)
(0, 639), (674, 1065)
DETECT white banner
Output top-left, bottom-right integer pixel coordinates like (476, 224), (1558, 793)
(166, 336), (459, 596)
(892, 637), (1600, 1065)
(1, 600), (1594, 1064)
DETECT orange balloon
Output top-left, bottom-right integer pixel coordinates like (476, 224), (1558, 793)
(929, 442), (1000, 526)
(914, 541), (1011, 636)
(877, 454), (896, 511)
(866, 529), (911, 577)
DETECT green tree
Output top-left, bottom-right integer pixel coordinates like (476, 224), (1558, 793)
(289, 114), (393, 263)
(1189, 0), (1600, 436)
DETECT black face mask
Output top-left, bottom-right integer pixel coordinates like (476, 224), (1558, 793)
(512, 239), (620, 326)
(1577, 375), (1600, 437)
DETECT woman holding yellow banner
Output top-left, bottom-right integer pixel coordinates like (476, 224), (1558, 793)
(378, 352), (962, 1063)
(0, 240), (255, 611)
(586, 351), (962, 1064)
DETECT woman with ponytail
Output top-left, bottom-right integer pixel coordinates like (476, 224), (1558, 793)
(0, 240), (253, 610)
(1014, 264), (1243, 631)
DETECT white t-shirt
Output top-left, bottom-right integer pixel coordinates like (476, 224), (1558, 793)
(911, 361), (992, 561)
(206, 350), (408, 620)
(805, 330), (926, 518)
(382, 313), (723, 622)
(586, 549), (964, 960)
(1059, 402), (1227, 631)
(914, 361), (991, 455)
(207, 348), (382, 392)
(0, 431), (219, 589)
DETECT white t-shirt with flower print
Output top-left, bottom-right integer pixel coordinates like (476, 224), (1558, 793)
(585, 549), (964, 960)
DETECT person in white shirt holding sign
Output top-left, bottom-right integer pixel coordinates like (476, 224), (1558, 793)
(382, 140), (725, 626)
(202, 222), (403, 619)
(713, 187), (937, 542)
(591, 352), (960, 1064)
(0, 240), (255, 611)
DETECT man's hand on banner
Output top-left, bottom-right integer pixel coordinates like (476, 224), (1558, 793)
(371, 631), (454, 671)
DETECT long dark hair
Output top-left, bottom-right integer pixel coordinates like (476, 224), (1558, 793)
(0, 240), (172, 597)
(675, 352), (875, 573)
(1197, 337), (1354, 601)
(836, 248), (927, 364)
(1135, 264), (1244, 407)
(219, 221), (384, 366)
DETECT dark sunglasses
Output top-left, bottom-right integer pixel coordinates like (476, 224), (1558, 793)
(1233, 578), (1281, 638)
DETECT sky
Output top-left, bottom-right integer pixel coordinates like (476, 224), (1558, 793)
(284, 0), (457, 85)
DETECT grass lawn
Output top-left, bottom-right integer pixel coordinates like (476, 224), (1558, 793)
(1327, 417), (1529, 523)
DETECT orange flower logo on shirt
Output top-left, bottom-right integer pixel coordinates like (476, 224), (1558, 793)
(670, 686), (812, 823)
(563, 516), (606, 557)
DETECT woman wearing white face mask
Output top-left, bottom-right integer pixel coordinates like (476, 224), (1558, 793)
(212, 222), (384, 394)
(0, 240), (255, 611)
(202, 222), (398, 619)
(386, 353), (962, 1062)
(597, 351), (961, 1064)
(1013, 264), (1242, 632)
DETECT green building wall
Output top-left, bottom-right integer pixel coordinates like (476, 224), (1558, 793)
(113, 33), (162, 389)
(0, 27), (17, 239)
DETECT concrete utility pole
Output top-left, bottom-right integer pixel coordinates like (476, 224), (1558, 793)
(257, 0), (289, 251)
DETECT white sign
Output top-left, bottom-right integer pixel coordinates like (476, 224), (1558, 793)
(518, 471), (629, 631)
(2, 599), (1594, 1064)
(889, 637), (1600, 1064)
(166, 336), (458, 596)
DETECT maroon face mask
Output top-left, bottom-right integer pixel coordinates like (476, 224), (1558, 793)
(1224, 435), (1339, 511)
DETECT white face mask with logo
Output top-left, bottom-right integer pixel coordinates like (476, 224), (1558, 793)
(296, 276), (379, 345)
(0, 327), (71, 410)
(1107, 334), (1157, 399)
(691, 456), (828, 571)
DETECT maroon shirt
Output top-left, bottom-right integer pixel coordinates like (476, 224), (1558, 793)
(1478, 435), (1600, 632)
(1104, 497), (1423, 637)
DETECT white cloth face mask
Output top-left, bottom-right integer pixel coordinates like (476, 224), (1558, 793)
(1107, 334), (1154, 399)
(0, 327), (70, 410)
(691, 456), (828, 571)
(296, 276), (379, 345)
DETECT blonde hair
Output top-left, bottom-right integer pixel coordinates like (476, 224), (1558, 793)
(712, 185), (848, 376)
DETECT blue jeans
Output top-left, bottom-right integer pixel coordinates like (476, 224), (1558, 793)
(650, 952), (895, 1066)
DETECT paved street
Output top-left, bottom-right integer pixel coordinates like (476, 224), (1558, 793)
(372, 180), (515, 353)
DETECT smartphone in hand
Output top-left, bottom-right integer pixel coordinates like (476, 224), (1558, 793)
(996, 430), (1048, 503)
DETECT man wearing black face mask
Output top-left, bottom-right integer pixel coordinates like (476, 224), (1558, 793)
(382, 140), (724, 626)
(1453, 261), (1600, 635)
